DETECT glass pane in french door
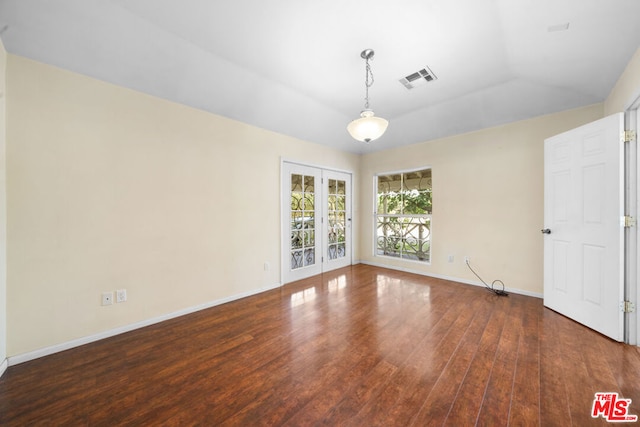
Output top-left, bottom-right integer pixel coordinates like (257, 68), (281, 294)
(290, 173), (316, 270)
(327, 178), (346, 261)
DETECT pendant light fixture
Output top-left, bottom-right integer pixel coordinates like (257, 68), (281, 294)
(347, 49), (389, 143)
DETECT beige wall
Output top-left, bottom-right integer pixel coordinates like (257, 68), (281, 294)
(6, 55), (359, 357)
(0, 39), (7, 368)
(605, 47), (640, 114)
(6, 44), (640, 361)
(358, 104), (604, 295)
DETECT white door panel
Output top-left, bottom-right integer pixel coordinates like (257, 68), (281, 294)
(543, 113), (624, 341)
(283, 163), (322, 283)
(323, 170), (352, 272)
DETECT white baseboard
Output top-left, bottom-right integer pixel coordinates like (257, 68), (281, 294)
(359, 260), (543, 299)
(0, 358), (7, 378)
(8, 282), (282, 367)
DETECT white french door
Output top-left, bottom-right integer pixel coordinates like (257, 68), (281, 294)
(283, 163), (322, 283)
(543, 113), (625, 341)
(323, 170), (352, 271)
(282, 162), (352, 284)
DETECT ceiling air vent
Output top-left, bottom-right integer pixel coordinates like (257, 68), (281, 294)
(399, 67), (437, 90)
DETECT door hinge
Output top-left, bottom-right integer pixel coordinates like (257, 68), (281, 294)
(623, 130), (636, 143)
(623, 216), (636, 228)
(620, 300), (636, 313)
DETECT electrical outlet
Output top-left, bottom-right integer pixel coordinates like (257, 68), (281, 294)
(116, 289), (127, 303)
(447, 255), (454, 263)
(102, 291), (114, 306)
(464, 256), (470, 264)
(264, 262), (270, 271)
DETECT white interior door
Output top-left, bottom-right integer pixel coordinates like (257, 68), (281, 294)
(543, 113), (625, 341)
(282, 162), (353, 283)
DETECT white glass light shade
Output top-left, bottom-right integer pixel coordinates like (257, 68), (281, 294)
(347, 109), (389, 143)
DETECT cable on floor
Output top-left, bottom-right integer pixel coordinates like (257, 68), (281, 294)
(465, 259), (509, 297)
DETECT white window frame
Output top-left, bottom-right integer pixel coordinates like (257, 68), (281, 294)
(374, 167), (432, 264)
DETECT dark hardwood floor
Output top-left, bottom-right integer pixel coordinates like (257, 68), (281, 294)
(1, 264), (639, 426)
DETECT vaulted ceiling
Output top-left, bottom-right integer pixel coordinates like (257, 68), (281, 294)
(1, 0), (639, 153)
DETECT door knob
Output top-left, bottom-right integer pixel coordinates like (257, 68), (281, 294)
(541, 228), (551, 234)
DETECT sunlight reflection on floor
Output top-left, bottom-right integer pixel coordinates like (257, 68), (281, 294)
(290, 286), (317, 307)
(376, 274), (431, 303)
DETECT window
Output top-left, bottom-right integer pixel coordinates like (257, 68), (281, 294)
(376, 168), (432, 262)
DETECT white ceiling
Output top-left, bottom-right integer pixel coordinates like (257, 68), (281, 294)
(1, 0), (639, 153)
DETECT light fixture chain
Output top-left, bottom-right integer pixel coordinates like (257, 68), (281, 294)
(364, 57), (374, 109)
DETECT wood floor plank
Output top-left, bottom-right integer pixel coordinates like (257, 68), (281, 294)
(474, 293), (525, 425)
(353, 286), (490, 426)
(1, 265), (639, 426)
(539, 308), (574, 426)
(444, 295), (510, 426)
(507, 296), (541, 426)
(598, 338), (640, 419)
(283, 356), (396, 426)
(557, 312), (614, 426)
(409, 288), (496, 426)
